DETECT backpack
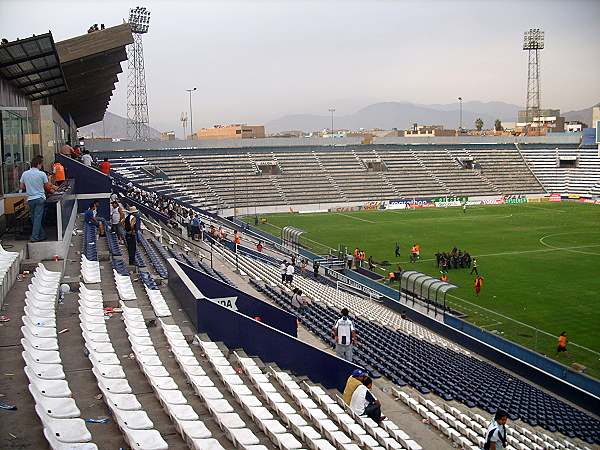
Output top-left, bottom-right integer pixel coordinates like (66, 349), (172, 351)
(124, 214), (135, 233)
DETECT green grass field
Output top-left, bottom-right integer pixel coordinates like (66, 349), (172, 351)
(245, 202), (600, 378)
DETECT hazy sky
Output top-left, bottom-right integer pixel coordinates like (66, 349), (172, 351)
(1, 0), (598, 135)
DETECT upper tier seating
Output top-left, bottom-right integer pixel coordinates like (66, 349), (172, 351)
(108, 144), (548, 210)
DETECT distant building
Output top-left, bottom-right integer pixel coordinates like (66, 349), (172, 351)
(517, 108), (565, 132)
(197, 124), (265, 140)
(404, 124), (457, 137)
(160, 131), (176, 141)
(592, 106), (600, 129)
(565, 121), (586, 133)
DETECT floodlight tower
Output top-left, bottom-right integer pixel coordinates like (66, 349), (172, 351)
(523, 28), (544, 125)
(127, 6), (151, 141)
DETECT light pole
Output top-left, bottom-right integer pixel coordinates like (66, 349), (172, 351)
(458, 97), (463, 132)
(186, 87), (197, 139)
(328, 107), (335, 137)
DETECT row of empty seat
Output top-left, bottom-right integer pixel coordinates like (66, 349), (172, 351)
(106, 144), (548, 211)
(23, 264), (98, 450)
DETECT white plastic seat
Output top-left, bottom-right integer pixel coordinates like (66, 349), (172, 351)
(80, 322), (108, 334)
(197, 386), (224, 400)
(81, 329), (111, 343)
(23, 352), (65, 379)
(157, 388), (187, 405)
(176, 355), (201, 367)
(144, 365), (170, 377)
(216, 366), (238, 378)
(129, 335), (153, 346)
(79, 314), (104, 324)
(95, 362), (126, 379)
(43, 429), (98, 450)
(22, 339), (61, 364)
(94, 369), (132, 394)
(128, 327), (151, 337)
(26, 367), (71, 397)
(26, 298), (55, 311)
(130, 343), (157, 356)
(101, 389), (142, 411)
(114, 408), (154, 430)
(21, 323), (56, 339)
(171, 345), (194, 357)
(25, 306), (55, 319)
(190, 375), (215, 389)
(35, 405), (91, 443)
(180, 419), (212, 439)
(205, 398), (234, 414)
(22, 332), (59, 351)
(184, 365), (206, 376)
(29, 384), (80, 418)
(85, 341), (115, 353)
(249, 406), (273, 421)
(122, 428), (168, 450)
(137, 354), (162, 365)
(149, 376), (178, 391)
(22, 315), (57, 331)
(229, 428), (260, 447)
(215, 412), (246, 430)
(170, 403), (199, 421)
(274, 433), (303, 449)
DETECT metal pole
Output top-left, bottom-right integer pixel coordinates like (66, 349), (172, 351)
(210, 239), (213, 269)
(458, 97), (462, 131)
(187, 87), (197, 139)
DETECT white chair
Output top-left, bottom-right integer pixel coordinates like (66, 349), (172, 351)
(29, 384), (80, 418)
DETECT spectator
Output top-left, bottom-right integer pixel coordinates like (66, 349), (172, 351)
(71, 145), (82, 159)
(51, 160), (66, 185)
(124, 206), (138, 266)
(84, 201), (105, 236)
(81, 150), (93, 166)
(285, 262), (294, 285)
(280, 260), (287, 284)
(19, 155), (56, 242)
(342, 369), (367, 405)
(110, 200), (125, 244)
(349, 377), (385, 423)
(346, 253), (353, 269)
(312, 260), (320, 278)
(256, 241), (263, 252)
(60, 141), (73, 156)
(99, 157), (111, 175)
(290, 288), (309, 312)
(484, 409), (508, 450)
(557, 332), (568, 355)
(332, 308), (356, 362)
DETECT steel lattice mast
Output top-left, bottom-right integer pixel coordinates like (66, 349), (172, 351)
(523, 28), (544, 124)
(127, 6), (151, 141)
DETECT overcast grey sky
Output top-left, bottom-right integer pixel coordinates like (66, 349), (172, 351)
(1, 0), (598, 134)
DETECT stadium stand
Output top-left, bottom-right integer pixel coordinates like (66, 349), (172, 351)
(519, 145), (600, 195)
(206, 242), (600, 445)
(105, 144), (549, 211)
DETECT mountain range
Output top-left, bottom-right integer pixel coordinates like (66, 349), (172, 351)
(81, 101), (598, 139)
(79, 111), (161, 140)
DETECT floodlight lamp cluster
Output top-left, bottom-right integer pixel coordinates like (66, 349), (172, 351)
(129, 6), (151, 34)
(523, 28), (544, 50)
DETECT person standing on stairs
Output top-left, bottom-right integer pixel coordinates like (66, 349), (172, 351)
(124, 206), (139, 267)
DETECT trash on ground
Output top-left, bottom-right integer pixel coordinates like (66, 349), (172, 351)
(84, 417), (110, 424)
(58, 328), (69, 334)
(0, 316), (10, 323)
(0, 401), (17, 410)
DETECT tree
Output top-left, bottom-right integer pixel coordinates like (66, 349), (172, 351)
(494, 119), (503, 131)
(475, 118), (484, 131)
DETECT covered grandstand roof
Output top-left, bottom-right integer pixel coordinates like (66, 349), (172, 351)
(0, 32), (67, 100)
(51, 23), (133, 127)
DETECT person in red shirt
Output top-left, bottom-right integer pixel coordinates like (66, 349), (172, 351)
(474, 275), (484, 296)
(99, 157), (111, 175)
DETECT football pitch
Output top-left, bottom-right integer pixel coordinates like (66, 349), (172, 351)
(244, 202), (600, 379)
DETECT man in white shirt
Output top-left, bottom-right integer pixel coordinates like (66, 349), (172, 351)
(332, 308), (356, 362)
(280, 261), (287, 283)
(484, 410), (508, 450)
(349, 377), (384, 424)
(81, 150), (93, 166)
(285, 262), (294, 285)
(110, 200), (125, 244)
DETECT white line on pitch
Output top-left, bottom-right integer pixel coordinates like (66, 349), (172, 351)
(335, 212), (376, 224)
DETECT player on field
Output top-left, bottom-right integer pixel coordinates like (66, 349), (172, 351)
(474, 275), (484, 296)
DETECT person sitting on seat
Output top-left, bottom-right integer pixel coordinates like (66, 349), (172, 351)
(342, 369), (367, 405)
(350, 377), (385, 423)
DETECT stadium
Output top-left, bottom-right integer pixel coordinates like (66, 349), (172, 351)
(1, 3), (600, 450)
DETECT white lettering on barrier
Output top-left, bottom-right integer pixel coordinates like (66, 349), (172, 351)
(326, 269), (382, 298)
(209, 296), (238, 311)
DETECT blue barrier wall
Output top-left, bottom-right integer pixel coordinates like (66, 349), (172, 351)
(196, 291), (361, 391)
(179, 261), (298, 337)
(168, 257), (362, 390)
(444, 315), (600, 401)
(56, 154), (111, 216)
